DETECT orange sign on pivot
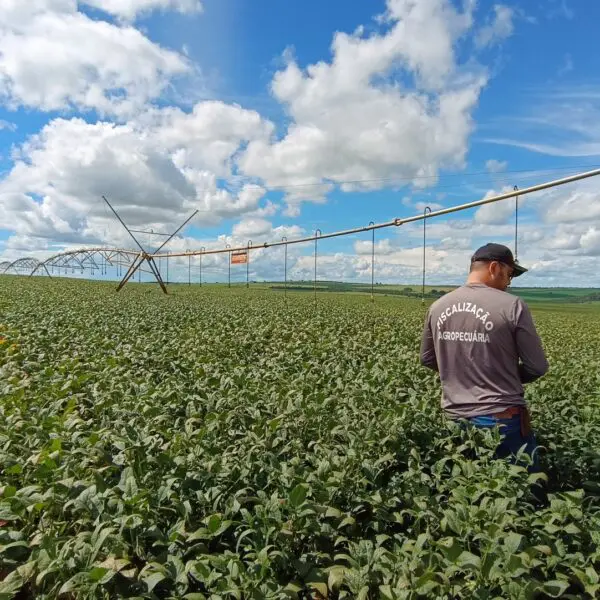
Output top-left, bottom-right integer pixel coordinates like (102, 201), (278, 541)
(231, 250), (248, 264)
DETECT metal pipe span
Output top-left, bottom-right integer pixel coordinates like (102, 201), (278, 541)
(153, 167), (600, 258)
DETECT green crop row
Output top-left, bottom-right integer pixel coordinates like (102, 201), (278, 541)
(0, 277), (599, 599)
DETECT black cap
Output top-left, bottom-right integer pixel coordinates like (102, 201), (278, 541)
(471, 243), (528, 277)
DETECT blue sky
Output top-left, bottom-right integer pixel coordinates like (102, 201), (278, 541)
(1, 0), (600, 286)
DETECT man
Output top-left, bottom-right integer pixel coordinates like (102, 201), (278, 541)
(419, 243), (549, 470)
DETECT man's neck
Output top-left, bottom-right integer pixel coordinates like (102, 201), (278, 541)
(466, 276), (489, 287)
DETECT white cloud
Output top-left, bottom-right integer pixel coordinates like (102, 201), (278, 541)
(439, 236), (471, 250)
(401, 197), (444, 213)
(580, 227), (600, 255)
(3, 0), (599, 287)
(474, 187), (517, 224)
(0, 120), (16, 131)
(143, 102), (273, 178)
(258, 183), (600, 285)
(338, 240), (472, 285)
(227, 221), (304, 248)
(486, 159), (507, 173)
(546, 0), (574, 20)
(414, 201), (444, 212)
(485, 87), (600, 157)
(81, 0), (202, 21)
(0, 104), (274, 249)
(558, 53), (573, 76)
(536, 180), (600, 224)
(0, 0), (190, 116)
(239, 0), (487, 212)
(354, 239), (397, 256)
(232, 218), (273, 239)
(475, 4), (514, 49)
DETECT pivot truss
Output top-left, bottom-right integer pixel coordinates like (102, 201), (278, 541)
(0, 248), (145, 278)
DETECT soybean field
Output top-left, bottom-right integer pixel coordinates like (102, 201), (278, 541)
(1, 277), (600, 599)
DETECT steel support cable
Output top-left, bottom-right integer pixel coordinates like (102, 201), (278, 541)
(199, 247), (205, 286)
(514, 185), (519, 261)
(422, 207), (431, 305)
(369, 222), (375, 303)
(225, 244), (231, 287)
(246, 241), (252, 288)
(281, 237), (288, 299)
(314, 229), (321, 305)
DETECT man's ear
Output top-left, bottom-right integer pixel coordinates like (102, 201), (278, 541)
(488, 261), (500, 280)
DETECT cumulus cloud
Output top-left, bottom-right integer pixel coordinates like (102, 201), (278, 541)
(0, 104), (274, 249)
(81, 0), (203, 21)
(354, 239), (397, 256)
(143, 102), (273, 177)
(0, 0), (190, 116)
(232, 218), (273, 239)
(239, 0), (487, 212)
(579, 227), (600, 255)
(474, 187), (517, 225)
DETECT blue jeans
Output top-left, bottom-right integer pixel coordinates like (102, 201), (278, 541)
(466, 413), (540, 473)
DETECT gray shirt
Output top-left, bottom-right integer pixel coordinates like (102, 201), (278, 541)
(420, 283), (549, 418)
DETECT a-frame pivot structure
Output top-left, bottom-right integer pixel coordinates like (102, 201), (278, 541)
(102, 196), (198, 294)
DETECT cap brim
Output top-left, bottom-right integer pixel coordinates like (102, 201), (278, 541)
(511, 263), (528, 277)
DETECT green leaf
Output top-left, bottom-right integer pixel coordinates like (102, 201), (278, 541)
(327, 566), (345, 591)
(187, 560), (211, 581)
(503, 532), (524, 554)
(438, 537), (463, 562)
(308, 581), (327, 598)
(283, 582), (304, 599)
(416, 571), (436, 589)
(97, 556), (131, 573)
(1, 486), (17, 497)
(289, 484), (309, 508)
(338, 516), (356, 528)
(357, 586), (369, 600)
(206, 514), (222, 534)
(457, 551), (481, 570)
(542, 579), (570, 597)
(89, 567), (110, 582)
(379, 585), (395, 600)
(143, 572), (166, 592)
(0, 570), (24, 598)
(564, 523), (581, 535)
(585, 566), (599, 585)
(58, 573), (88, 596)
(0, 541), (29, 560)
(188, 528), (210, 541)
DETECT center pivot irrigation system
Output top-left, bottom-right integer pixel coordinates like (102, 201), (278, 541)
(2, 167), (600, 298)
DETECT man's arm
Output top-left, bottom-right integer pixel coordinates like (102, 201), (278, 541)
(420, 310), (438, 372)
(513, 299), (549, 383)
